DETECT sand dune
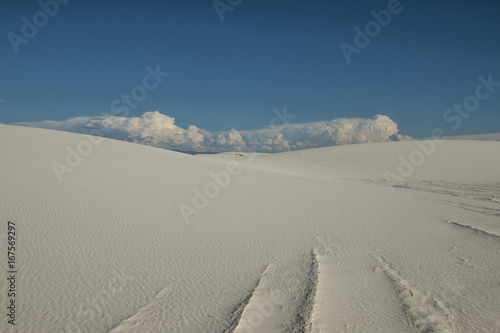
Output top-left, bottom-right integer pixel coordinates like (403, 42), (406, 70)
(1, 124), (499, 332)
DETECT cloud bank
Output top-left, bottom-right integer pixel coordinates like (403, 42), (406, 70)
(13, 111), (411, 153)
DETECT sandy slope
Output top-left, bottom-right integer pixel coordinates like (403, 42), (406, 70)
(209, 140), (500, 183)
(1, 124), (499, 332)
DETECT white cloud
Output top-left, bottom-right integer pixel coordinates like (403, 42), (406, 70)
(13, 111), (411, 153)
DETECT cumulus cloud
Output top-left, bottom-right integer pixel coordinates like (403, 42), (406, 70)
(13, 111), (411, 153)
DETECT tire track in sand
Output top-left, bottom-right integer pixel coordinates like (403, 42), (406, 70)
(445, 220), (500, 239)
(374, 256), (457, 333)
(108, 283), (180, 332)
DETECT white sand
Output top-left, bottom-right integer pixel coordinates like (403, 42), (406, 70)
(1, 124), (499, 332)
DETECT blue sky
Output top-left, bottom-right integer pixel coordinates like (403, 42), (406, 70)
(1, 0), (499, 140)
